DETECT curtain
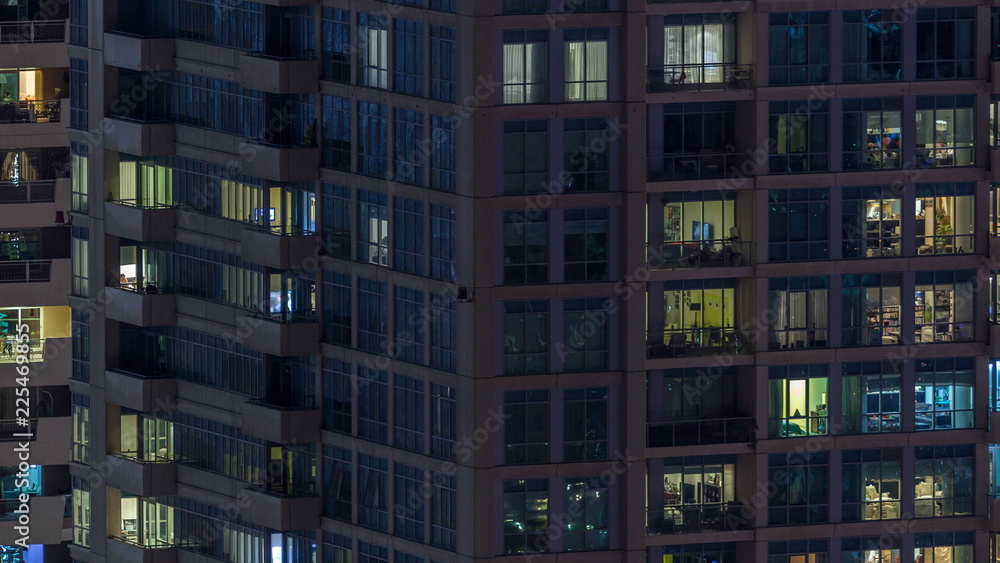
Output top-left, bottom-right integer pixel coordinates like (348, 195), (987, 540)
(503, 43), (525, 103)
(842, 376), (861, 433)
(565, 41), (585, 101)
(585, 39), (607, 100)
(525, 42), (546, 103)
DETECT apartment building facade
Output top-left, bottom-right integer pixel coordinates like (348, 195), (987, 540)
(64, 0), (1000, 562)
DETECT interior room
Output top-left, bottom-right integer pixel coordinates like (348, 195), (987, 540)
(655, 459), (736, 533)
(0, 68), (66, 122)
(120, 493), (174, 547)
(915, 106), (974, 167)
(916, 194), (973, 254)
(859, 109), (901, 169)
(0, 306), (71, 360)
(842, 372), (901, 434)
(661, 284), (734, 354)
(768, 285), (829, 349)
(858, 197), (902, 257)
(661, 198), (738, 266)
(842, 285), (901, 346)
(913, 281), (974, 343)
(914, 376), (973, 431)
(0, 229), (40, 260)
(769, 377), (828, 437)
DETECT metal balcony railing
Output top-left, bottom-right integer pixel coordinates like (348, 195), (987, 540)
(0, 180), (55, 203)
(0, 260), (51, 283)
(647, 240), (750, 270)
(647, 502), (750, 535)
(0, 20), (64, 43)
(0, 419), (37, 441)
(648, 63), (753, 92)
(648, 153), (753, 182)
(647, 417), (753, 448)
(0, 339), (44, 363)
(0, 99), (61, 123)
(648, 328), (745, 358)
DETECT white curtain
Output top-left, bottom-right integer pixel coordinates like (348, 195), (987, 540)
(585, 39), (607, 100)
(565, 41), (585, 101)
(503, 42), (525, 103)
(664, 23), (734, 83)
(525, 42), (547, 103)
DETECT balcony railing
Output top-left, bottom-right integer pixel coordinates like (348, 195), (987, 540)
(0, 419), (37, 441)
(0, 339), (43, 363)
(648, 502), (749, 535)
(648, 63), (753, 92)
(0, 180), (55, 203)
(0, 100), (61, 123)
(0, 20), (64, 43)
(648, 417), (753, 448)
(0, 260), (51, 283)
(648, 153), (753, 182)
(648, 328), (744, 358)
(647, 240), (749, 270)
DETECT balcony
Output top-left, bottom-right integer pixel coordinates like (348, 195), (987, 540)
(0, 21), (68, 67)
(104, 286), (177, 327)
(648, 153), (754, 182)
(647, 240), (750, 270)
(647, 502), (749, 535)
(0, 338), (44, 364)
(0, 180), (54, 204)
(648, 328), (746, 359)
(238, 141), (320, 182)
(103, 32), (176, 71)
(0, 495), (70, 545)
(648, 63), (753, 93)
(241, 315), (320, 357)
(240, 400), (320, 444)
(240, 226), (319, 270)
(0, 417), (69, 466)
(174, 125), (319, 182)
(239, 53), (319, 94)
(240, 487), (320, 531)
(102, 117), (176, 157)
(0, 99), (61, 124)
(0, 99), (68, 147)
(105, 202), (177, 241)
(647, 417), (753, 448)
(108, 538), (178, 563)
(105, 369), (176, 413)
(0, 336), (69, 386)
(105, 454), (177, 497)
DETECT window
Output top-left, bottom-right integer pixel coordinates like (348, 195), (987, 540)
(394, 108), (424, 186)
(430, 384), (456, 460)
(662, 544), (736, 562)
(430, 295), (456, 372)
(563, 118), (610, 192)
(914, 445), (974, 517)
(323, 446), (352, 521)
(70, 142), (88, 213)
(656, 455), (737, 533)
(564, 28), (608, 102)
(358, 190), (388, 266)
(430, 114), (456, 192)
(563, 387), (607, 461)
(324, 533), (352, 562)
(916, 95), (976, 167)
(72, 477), (90, 547)
(394, 287), (424, 364)
(564, 208), (608, 282)
(394, 375), (424, 452)
(768, 100), (830, 173)
(655, 189), (738, 267)
(431, 472), (456, 550)
(656, 278), (736, 357)
(767, 276), (829, 349)
(430, 0), (455, 12)
(842, 536), (900, 563)
(504, 0), (547, 14)
(323, 359), (352, 433)
(71, 227), (89, 296)
(842, 449), (902, 522)
(768, 364), (828, 437)
(917, 7), (975, 80)
(71, 309), (90, 383)
(563, 298), (609, 372)
(503, 30), (548, 104)
(358, 455), (388, 530)
(69, 0), (87, 45)
(395, 553), (423, 563)
(914, 270), (974, 343)
(843, 10), (902, 82)
(394, 20), (424, 96)
(768, 12), (829, 84)
(915, 357), (974, 430)
(768, 451), (829, 525)
(359, 14), (388, 89)
(322, 8), (350, 82)
(321, 96), (351, 171)
(503, 300), (549, 375)
(768, 540), (829, 563)
(70, 58), (88, 130)
(652, 102), (736, 181)
(841, 273), (902, 347)
(430, 205), (456, 282)
(393, 198), (424, 274)
(359, 541), (387, 563)
(504, 390), (549, 465)
(322, 270), (351, 346)
(394, 464), (425, 541)
(72, 393), (90, 464)
(842, 185), (903, 258)
(842, 98), (902, 170)
(650, 368), (741, 446)
(358, 367), (388, 443)
(503, 210), (548, 284)
(914, 532), (974, 562)
(563, 477), (608, 550)
(430, 26), (456, 102)
(358, 101), (388, 177)
(504, 120), (548, 195)
(502, 479), (548, 554)
(915, 183), (974, 254)
(663, 14), (736, 85)
(842, 361), (902, 434)
(768, 189), (829, 261)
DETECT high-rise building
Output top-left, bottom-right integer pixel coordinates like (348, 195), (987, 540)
(0, 1), (78, 562)
(67, 1), (1000, 562)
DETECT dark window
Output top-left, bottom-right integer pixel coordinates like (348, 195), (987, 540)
(358, 367), (388, 443)
(503, 210), (549, 284)
(843, 10), (902, 82)
(394, 464), (425, 540)
(563, 387), (608, 461)
(69, 58), (88, 130)
(358, 455), (388, 530)
(322, 96), (351, 171)
(322, 270), (351, 346)
(393, 197), (424, 275)
(322, 8), (351, 82)
(394, 20), (424, 96)
(768, 12), (829, 85)
(768, 100), (829, 173)
(916, 7), (975, 80)
(358, 102), (388, 177)
(394, 287), (424, 364)
(322, 445), (351, 521)
(768, 451), (829, 525)
(768, 188), (829, 261)
(504, 390), (550, 464)
(504, 120), (548, 195)
(563, 117), (610, 192)
(564, 208), (608, 282)
(504, 300), (549, 375)
(430, 26), (457, 102)
(322, 359), (352, 433)
(563, 298), (609, 371)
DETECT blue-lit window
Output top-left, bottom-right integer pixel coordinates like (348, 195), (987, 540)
(394, 463), (426, 541)
(768, 12), (830, 85)
(359, 14), (388, 89)
(322, 270), (351, 346)
(359, 101), (388, 177)
(322, 359), (352, 433)
(430, 296), (456, 372)
(394, 108), (424, 185)
(430, 114), (456, 192)
(430, 204), (456, 282)
(394, 197), (424, 275)
(322, 8), (351, 82)
(358, 278), (388, 353)
(431, 26), (457, 101)
(358, 367), (388, 443)
(358, 190), (388, 267)
(322, 96), (351, 171)
(394, 376), (424, 452)
(394, 20), (424, 96)
(394, 286), (425, 364)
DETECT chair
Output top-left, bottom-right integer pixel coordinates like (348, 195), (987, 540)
(668, 333), (687, 357)
(670, 71), (687, 85)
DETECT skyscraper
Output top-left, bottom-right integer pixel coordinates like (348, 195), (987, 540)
(68, 1), (1000, 562)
